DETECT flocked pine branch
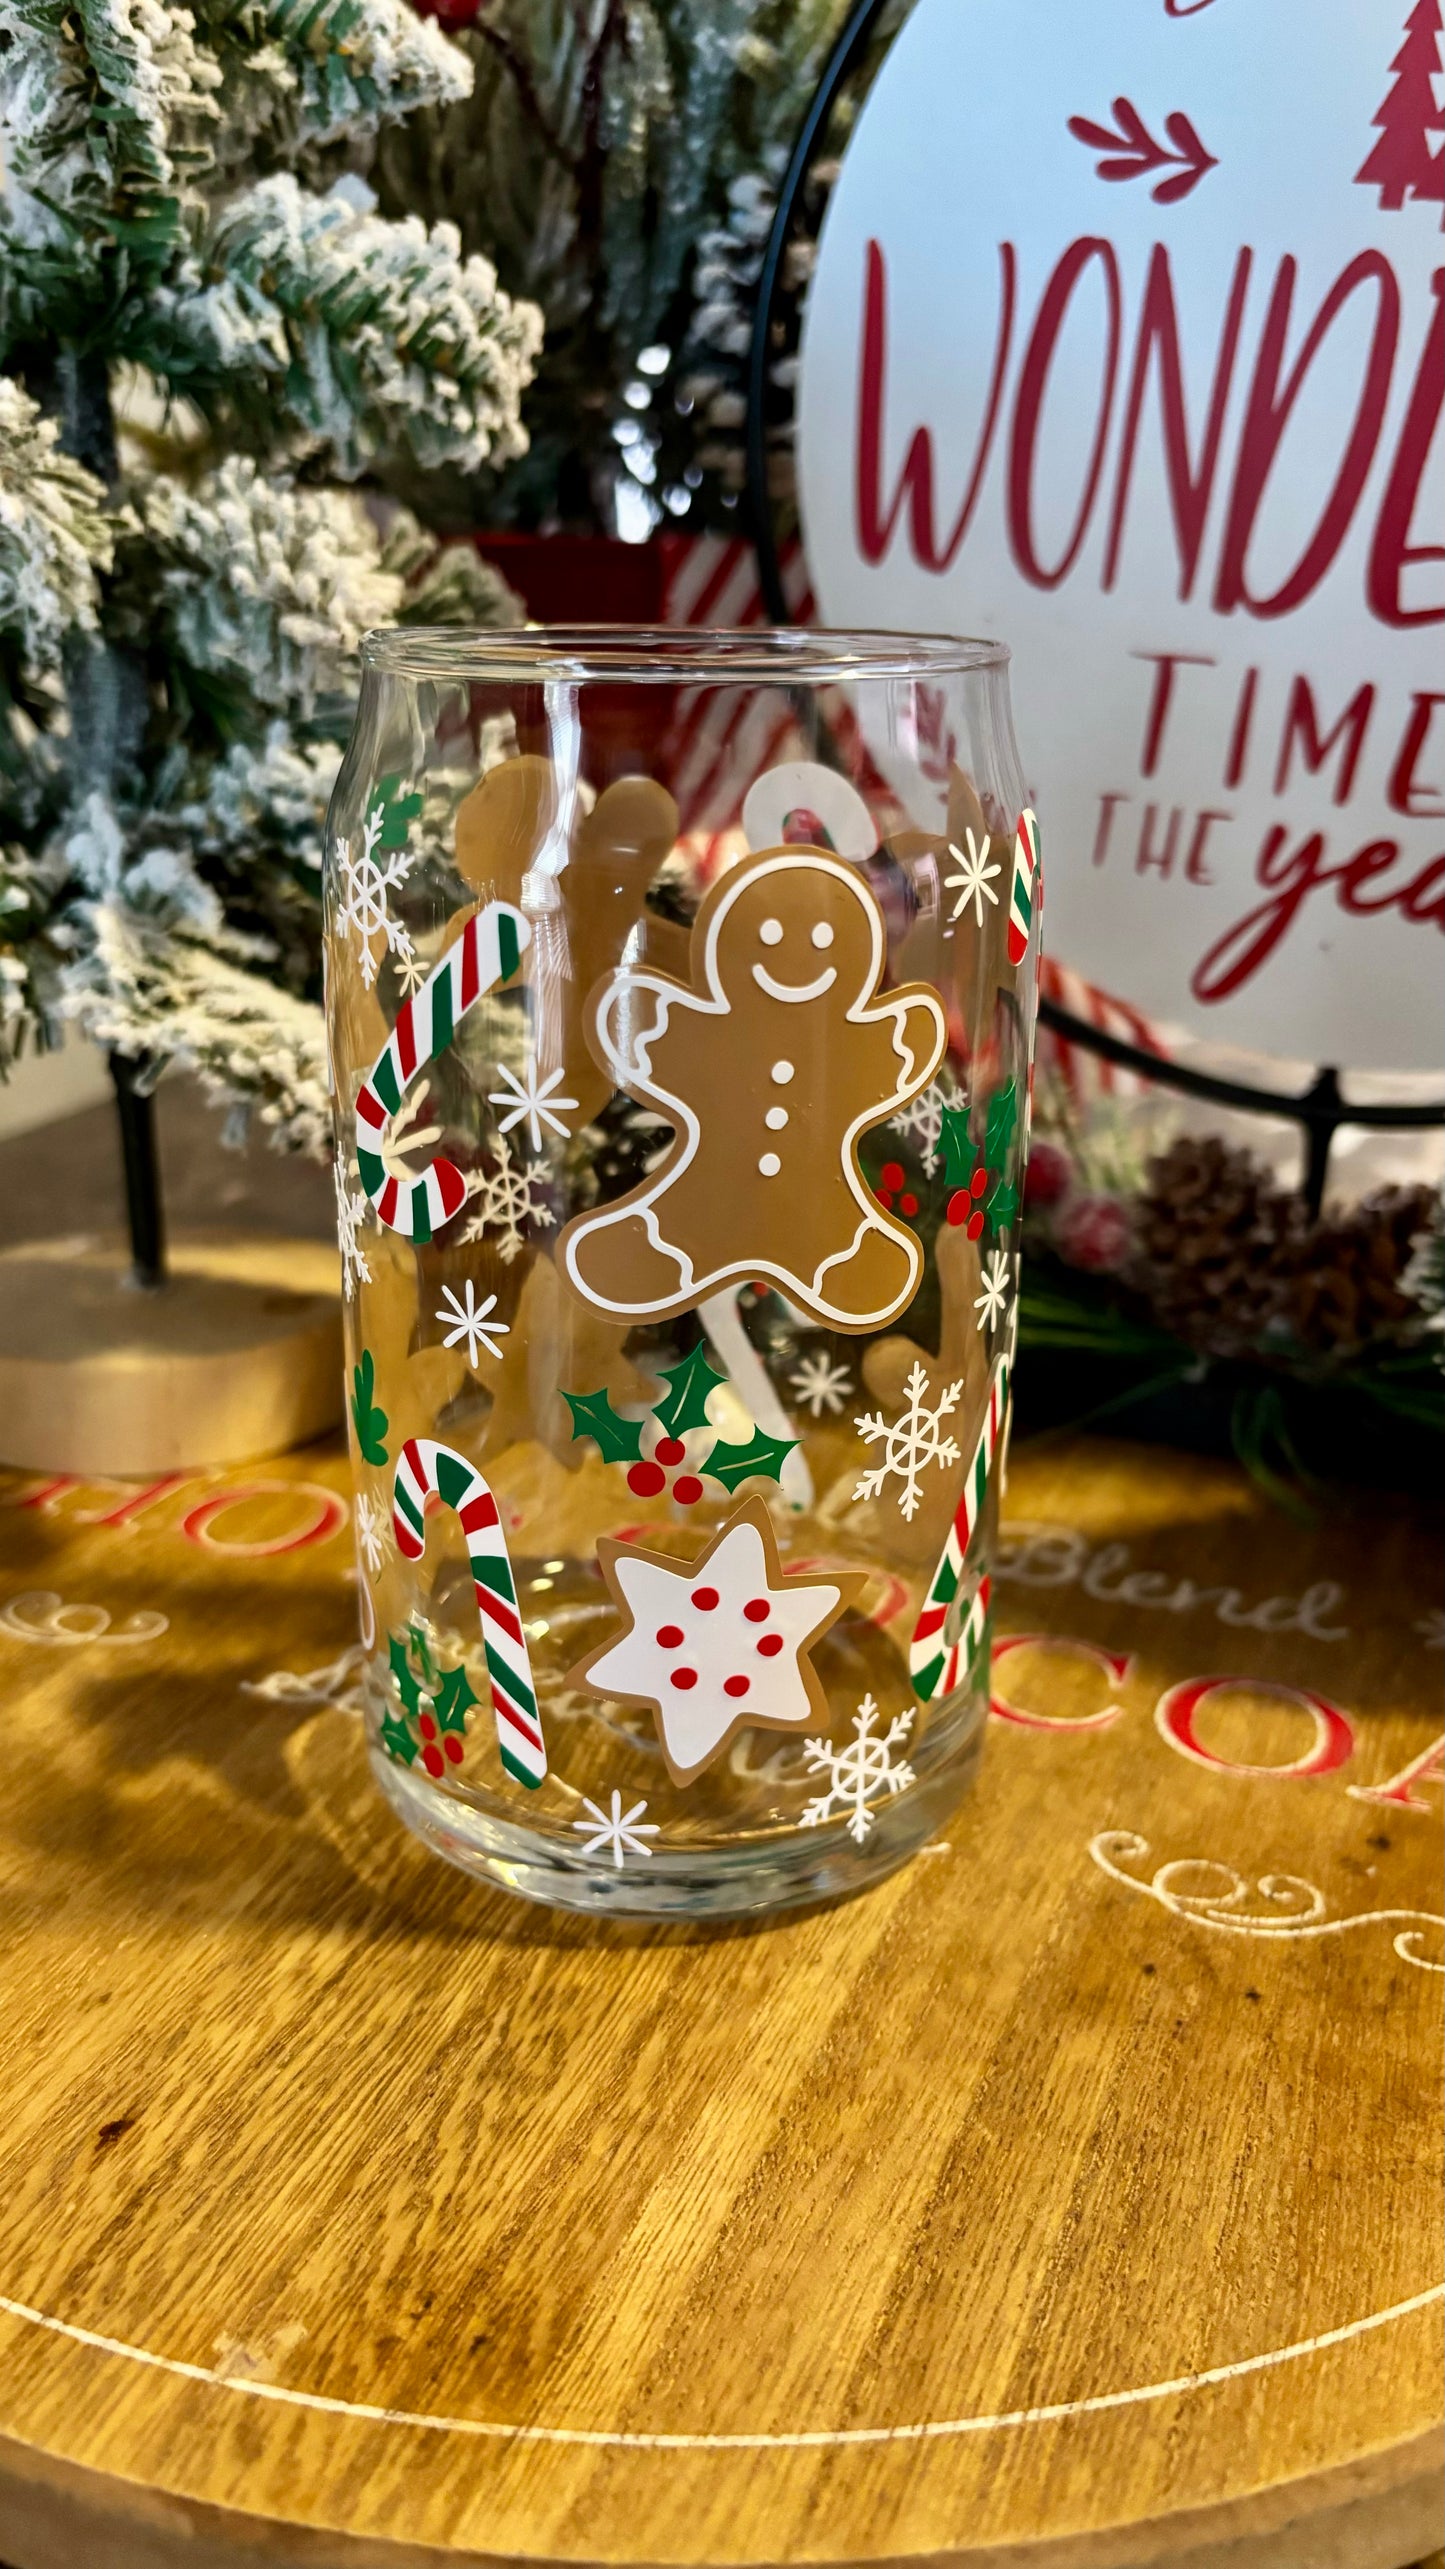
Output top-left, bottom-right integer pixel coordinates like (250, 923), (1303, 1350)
(0, 0), (540, 1138)
(148, 176), (542, 477)
(119, 455), (409, 717)
(0, 375), (113, 677)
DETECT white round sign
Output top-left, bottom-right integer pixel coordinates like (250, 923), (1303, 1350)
(797, 0), (1444, 1071)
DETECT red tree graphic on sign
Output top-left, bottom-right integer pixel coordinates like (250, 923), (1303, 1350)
(1356, 0), (1445, 206)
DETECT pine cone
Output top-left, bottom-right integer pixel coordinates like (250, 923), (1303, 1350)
(1288, 1184), (1436, 1355)
(1131, 1134), (1303, 1357)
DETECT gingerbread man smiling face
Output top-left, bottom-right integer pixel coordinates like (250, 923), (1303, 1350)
(559, 845), (947, 1332)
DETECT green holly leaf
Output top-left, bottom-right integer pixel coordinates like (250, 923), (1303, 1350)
(984, 1079), (1018, 1171)
(705, 1426), (798, 1493)
(653, 1342), (728, 1439)
(939, 1103), (978, 1193)
(369, 775), (424, 852)
(563, 1387), (644, 1464)
(407, 1619), (437, 1684)
(350, 1350), (389, 1466)
(987, 1178), (1020, 1234)
(432, 1664), (479, 1736)
(388, 1632), (423, 1720)
(380, 1709), (418, 1766)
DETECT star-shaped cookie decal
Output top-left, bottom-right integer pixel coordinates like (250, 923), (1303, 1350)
(570, 1496), (863, 1787)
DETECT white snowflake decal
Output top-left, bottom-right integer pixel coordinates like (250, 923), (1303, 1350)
(888, 1075), (965, 1177)
(394, 947), (429, 997)
(853, 1361), (963, 1521)
(462, 1137), (555, 1263)
(943, 829), (1002, 931)
(799, 1696), (915, 1844)
(436, 1278), (509, 1367)
(335, 796), (416, 989)
(488, 1056), (578, 1153)
(355, 1491), (390, 1576)
(789, 1350), (854, 1418)
(974, 1248), (1013, 1334)
(333, 1156), (371, 1299)
(572, 1789), (660, 1868)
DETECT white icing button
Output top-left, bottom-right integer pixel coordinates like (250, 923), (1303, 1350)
(770, 1058), (795, 1084)
(811, 921), (835, 949)
(765, 1106), (789, 1130)
(759, 918), (784, 946)
(758, 1152), (782, 1177)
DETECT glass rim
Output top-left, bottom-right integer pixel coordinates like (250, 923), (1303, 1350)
(358, 623), (1011, 684)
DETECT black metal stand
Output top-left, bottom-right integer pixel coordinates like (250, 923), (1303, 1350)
(108, 1052), (166, 1290)
(744, 1), (1445, 1205)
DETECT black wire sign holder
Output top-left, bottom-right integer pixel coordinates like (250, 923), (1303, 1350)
(743, 0), (1444, 1218)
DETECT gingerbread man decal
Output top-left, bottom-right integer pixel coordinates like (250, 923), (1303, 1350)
(558, 847), (947, 1332)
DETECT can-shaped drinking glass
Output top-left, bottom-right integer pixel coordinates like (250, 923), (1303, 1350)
(326, 628), (1039, 1916)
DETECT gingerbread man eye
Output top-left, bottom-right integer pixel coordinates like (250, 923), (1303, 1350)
(759, 918), (784, 947)
(811, 921), (835, 950)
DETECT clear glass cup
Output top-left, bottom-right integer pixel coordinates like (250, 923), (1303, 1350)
(325, 628), (1038, 1916)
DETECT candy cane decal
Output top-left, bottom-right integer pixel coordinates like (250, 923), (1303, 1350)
(355, 901), (529, 1242)
(1007, 809), (1040, 967)
(910, 1571), (991, 1707)
(392, 1437), (547, 1788)
(909, 1358), (1009, 1703)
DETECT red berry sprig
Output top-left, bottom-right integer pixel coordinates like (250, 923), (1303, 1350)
(875, 1159), (920, 1220)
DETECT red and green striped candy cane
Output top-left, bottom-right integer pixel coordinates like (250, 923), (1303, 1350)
(355, 901), (529, 1242)
(1006, 809), (1040, 967)
(392, 1436), (547, 1789)
(909, 1358), (1010, 1704)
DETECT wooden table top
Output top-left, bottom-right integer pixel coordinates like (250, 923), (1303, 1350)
(0, 1430), (1440, 2569)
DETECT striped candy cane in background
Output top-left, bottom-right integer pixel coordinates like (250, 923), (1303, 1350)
(355, 901), (529, 1242)
(909, 1359), (1010, 1704)
(392, 1438), (547, 1789)
(1007, 808), (1040, 966)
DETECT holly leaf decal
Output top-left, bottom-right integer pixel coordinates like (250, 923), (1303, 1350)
(987, 1178), (1020, 1234)
(369, 774), (424, 851)
(432, 1663), (479, 1736)
(407, 1618), (437, 1684)
(705, 1426), (798, 1493)
(653, 1342), (728, 1439)
(939, 1103), (977, 1194)
(563, 1387), (644, 1464)
(387, 1633), (423, 1720)
(350, 1349), (389, 1466)
(380, 1709), (418, 1766)
(983, 1080), (1018, 1171)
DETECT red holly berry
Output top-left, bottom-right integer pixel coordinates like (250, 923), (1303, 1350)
(967, 1209), (986, 1240)
(881, 1162), (905, 1190)
(946, 1192), (968, 1227)
(421, 1743), (445, 1778)
(899, 1192), (918, 1218)
(443, 1735), (464, 1766)
(655, 1436), (687, 1466)
(627, 1459), (667, 1497)
(672, 1474), (705, 1506)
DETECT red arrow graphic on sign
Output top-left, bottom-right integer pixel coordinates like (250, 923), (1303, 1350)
(1067, 97), (1218, 202)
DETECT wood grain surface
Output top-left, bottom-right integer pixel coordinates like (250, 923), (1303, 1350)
(0, 1432), (1439, 2569)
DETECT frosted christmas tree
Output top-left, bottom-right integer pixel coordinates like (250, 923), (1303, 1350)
(0, 0), (542, 1180)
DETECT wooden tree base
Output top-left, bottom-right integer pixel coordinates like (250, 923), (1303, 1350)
(0, 1232), (343, 1474)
